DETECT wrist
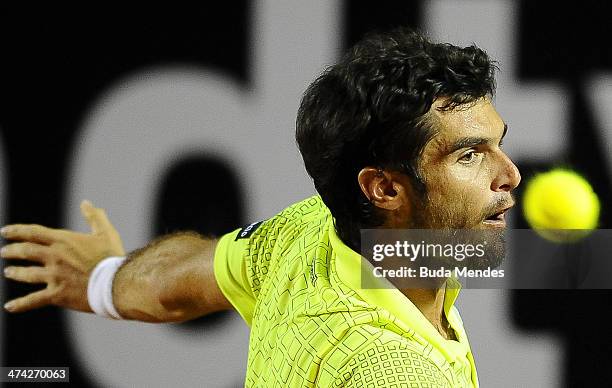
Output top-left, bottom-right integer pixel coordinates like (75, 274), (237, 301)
(87, 256), (127, 319)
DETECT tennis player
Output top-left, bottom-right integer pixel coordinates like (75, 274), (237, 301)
(2, 28), (520, 387)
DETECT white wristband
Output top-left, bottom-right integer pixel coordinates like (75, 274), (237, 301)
(87, 256), (127, 319)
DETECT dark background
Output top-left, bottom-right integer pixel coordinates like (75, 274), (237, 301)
(1, 1), (611, 386)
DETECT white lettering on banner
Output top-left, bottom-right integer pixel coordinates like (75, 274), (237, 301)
(424, 1), (562, 387)
(586, 74), (612, 172)
(65, 1), (339, 387)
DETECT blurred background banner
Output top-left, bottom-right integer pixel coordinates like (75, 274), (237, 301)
(1, 1), (611, 387)
(0, 133), (5, 371)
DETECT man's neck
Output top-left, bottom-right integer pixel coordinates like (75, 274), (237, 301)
(401, 287), (445, 323)
(400, 283), (452, 339)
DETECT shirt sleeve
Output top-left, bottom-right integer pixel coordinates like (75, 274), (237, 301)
(213, 216), (287, 326)
(213, 228), (257, 325)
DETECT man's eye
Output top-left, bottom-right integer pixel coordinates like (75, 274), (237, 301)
(458, 151), (482, 164)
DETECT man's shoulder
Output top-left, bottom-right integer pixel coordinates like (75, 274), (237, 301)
(255, 195), (330, 243)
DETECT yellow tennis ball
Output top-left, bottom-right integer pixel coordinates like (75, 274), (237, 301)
(522, 168), (600, 242)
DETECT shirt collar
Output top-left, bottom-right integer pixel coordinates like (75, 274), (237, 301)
(328, 220), (470, 362)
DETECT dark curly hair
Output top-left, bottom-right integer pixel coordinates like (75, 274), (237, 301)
(296, 27), (497, 251)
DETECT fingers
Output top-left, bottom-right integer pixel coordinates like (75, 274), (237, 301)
(1, 242), (53, 263)
(4, 289), (53, 313)
(1, 224), (66, 245)
(80, 200), (115, 235)
(4, 265), (47, 284)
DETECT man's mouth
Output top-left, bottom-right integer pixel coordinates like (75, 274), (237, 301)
(482, 204), (514, 227)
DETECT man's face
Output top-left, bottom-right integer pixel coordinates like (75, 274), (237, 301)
(402, 98), (520, 269)
(409, 97), (521, 230)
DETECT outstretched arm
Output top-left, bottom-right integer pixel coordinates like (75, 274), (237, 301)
(1, 201), (232, 322)
(113, 232), (231, 322)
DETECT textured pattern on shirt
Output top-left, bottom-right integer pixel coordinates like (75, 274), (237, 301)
(222, 196), (473, 387)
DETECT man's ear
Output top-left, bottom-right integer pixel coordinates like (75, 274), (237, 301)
(358, 167), (409, 211)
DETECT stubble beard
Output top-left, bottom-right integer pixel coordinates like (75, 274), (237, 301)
(407, 193), (506, 271)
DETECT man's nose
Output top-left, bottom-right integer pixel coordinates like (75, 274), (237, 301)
(491, 152), (521, 192)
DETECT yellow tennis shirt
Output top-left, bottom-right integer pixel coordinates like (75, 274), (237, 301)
(214, 196), (479, 387)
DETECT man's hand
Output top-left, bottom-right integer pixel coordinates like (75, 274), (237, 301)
(1, 201), (125, 313)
